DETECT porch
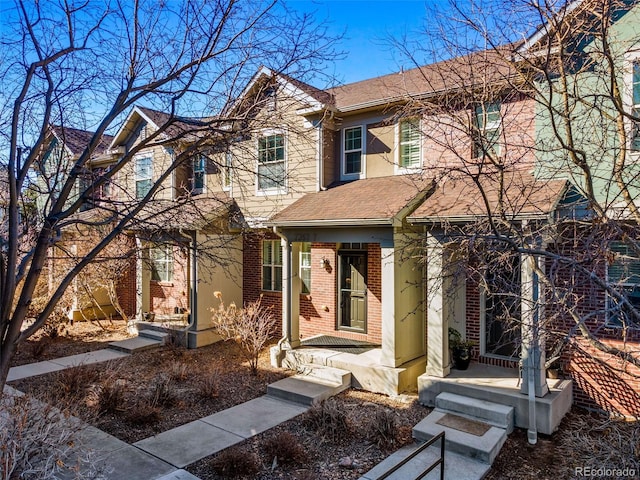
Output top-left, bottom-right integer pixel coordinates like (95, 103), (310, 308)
(417, 363), (573, 435)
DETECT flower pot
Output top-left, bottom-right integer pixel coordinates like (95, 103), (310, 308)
(452, 346), (472, 370)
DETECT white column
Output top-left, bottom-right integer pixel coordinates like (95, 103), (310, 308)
(135, 237), (145, 330)
(520, 251), (548, 397)
(380, 245), (396, 367)
(281, 237), (300, 348)
(425, 233), (450, 377)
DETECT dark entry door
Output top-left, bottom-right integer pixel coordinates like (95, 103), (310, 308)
(485, 256), (521, 359)
(339, 252), (367, 331)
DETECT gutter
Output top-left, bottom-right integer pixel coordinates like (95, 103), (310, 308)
(267, 218), (394, 228)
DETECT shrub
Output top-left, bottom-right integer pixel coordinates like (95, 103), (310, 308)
(169, 360), (190, 382)
(210, 448), (261, 478)
(148, 373), (177, 408)
(198, 371), (220, 399)
(0, 391), (101, 479)
(92, 379), (127, 414)
(56, 365), (101, 398)
(210, 294), (278, 375)
(303, 398), (351, 442)
(262, 431), (307, 467)
(369, 408), (400, 451)
(126, 400), (162, 426)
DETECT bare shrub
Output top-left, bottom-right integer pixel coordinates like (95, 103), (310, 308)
(303, 398), (351, 443)
(210, 447), (261, 478)
(90, 379), (127, 414)
(211, 294), (278, 375)
(369, 408), (401, 451)
(262, 431), (307, 467)
(169, 360), (190, 382)
(56, 365), (101, 398)
(30, 339), (50, 359)
(126, 400), (162, 426)
(148, 373), (177, 408)
(198, 371), (220, 399)
(0, 391), (100, 479)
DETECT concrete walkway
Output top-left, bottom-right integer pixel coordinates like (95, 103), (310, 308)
(5, 348), (309, 479)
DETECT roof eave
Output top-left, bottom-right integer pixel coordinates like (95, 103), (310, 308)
(267, 218), (394, 228)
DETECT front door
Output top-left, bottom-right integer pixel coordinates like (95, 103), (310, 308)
(339, 252), (367, 331)
(484, 255), (521, 359)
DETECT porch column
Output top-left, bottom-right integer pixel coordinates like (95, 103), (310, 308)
(135, 237), (146, 326)
(520, 251), (548, 397)
(425, 233), (450, 377)
(281, 237), (300, 348)
(380, 245), (396, 367)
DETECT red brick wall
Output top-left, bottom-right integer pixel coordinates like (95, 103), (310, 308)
(298, 242), (382, 345)
(115, 248), (137, 317)
(150, 245), (190, 314)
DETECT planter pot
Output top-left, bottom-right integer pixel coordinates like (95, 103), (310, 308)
(452, 346), (472, 370)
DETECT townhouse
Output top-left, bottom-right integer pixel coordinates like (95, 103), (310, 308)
(41, 0), (640, 421)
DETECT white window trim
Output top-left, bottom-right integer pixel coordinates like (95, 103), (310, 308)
(256, 129), (287, 196)
(192, 155), (206, 195)
(395, 118), (423, 175)
(300, 242), (311, 294)
(150, 244), (173, 283)
(624, 50), (640, 155)
(474, 103), (502, 159)
(134, 154), (153, 199)
(222, 151), (232, 192)
(341, 124), (366, 180)
(262, 239), (283, 291)
(605, 241), (640, 328)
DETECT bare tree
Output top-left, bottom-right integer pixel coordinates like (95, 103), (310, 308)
(390, 0), (640, 415)
(0, 0), (337, 390)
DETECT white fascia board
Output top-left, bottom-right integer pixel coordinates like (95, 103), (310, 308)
(517, 0), (584, 54)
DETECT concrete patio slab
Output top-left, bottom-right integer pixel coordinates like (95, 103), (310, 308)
(201, 396), (308, 438)
(134, 420), (244, 468)
(359, 443), (490, 480)
(7, 360), (67, 381)
(50, 349), (129, 368)
(155, 470), (201, 480)
(109, 336), (164, 353)
(93, 444), (176, 480)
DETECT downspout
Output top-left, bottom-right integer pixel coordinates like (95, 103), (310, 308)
(272, 226), (291, 350)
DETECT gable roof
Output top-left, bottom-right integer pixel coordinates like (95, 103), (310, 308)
(407, 172), (568, 223)
(268, 175), (434, 227)
(50, 125), (114, 158)
(325, 47), (516, 112)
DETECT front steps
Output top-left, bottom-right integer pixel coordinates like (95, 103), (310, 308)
(361, 392), (511, 480)
(267, 364), (351, 406)
(108, 323), (169, 354)
(413, 392), (511, 466)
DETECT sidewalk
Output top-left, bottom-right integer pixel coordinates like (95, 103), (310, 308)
(5, 348), (310, 480)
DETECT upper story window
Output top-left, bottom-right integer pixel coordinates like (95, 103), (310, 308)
(398, 119), (421, 170)
(631, 62), (640, 151)
(300, 242), (311, 294)
(474, 103), (501, 158)
(135, 156), (152, 199)
(607, 241), (640, 328)
(343, 126), (363, 176)
(257, 133), (286, 192)
(193, 155), (205, 194)
(223, 151), (232, 190)
(150, 244), (173, 283)
(262, 239), (283, 291)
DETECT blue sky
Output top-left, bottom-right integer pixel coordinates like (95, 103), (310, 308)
(287, 0), (434, 85)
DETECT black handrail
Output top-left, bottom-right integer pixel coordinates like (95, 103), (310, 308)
(375, 431), (445, 480)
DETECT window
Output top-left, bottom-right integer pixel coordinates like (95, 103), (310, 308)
(300, 242), (311, 294)
(193, 156), (205, 193)
(258, 134), (285, 191)
(262, 240), (283, 291)
(150, 245), (173, 283)
(474, 103), (501, 158)
(399, 119), (421, 169)
(135, 156), (152, 199)
(631, 63), (640, 151)
(343, 126), (362, 175)
(223, 151), (232, 190)
(607, 242), (640, 327)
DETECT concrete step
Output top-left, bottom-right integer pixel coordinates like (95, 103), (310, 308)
(294, 364), (351, 387)
(413, 410), (507, 465)
(435, 392), (515, 433)
(359, 442), (490, 480)
(109, 336), (164, 354)
(138, 329), (169, 344)
(267, 372), (350, 406)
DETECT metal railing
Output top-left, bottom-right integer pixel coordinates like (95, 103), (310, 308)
(375, 431), (445, 480)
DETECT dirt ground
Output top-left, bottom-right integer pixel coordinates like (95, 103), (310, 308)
(8, 320), (640, 479)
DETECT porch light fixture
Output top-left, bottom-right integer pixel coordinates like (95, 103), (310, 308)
(320, 257), (330, 268)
